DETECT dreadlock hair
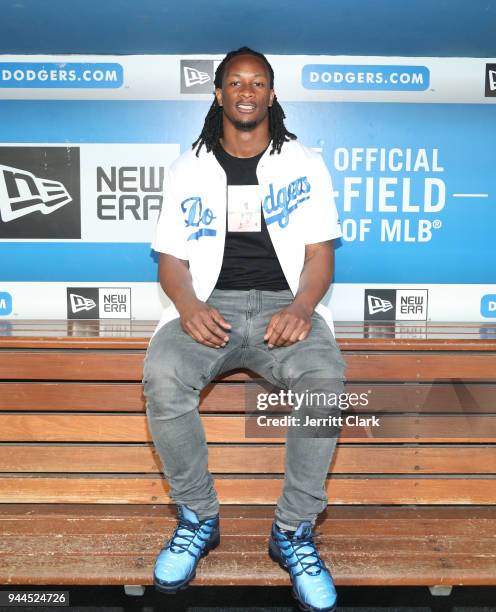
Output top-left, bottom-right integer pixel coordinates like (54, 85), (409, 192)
(192, 47), (297, 157)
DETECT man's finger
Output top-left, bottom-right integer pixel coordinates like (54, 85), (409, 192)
(277, 323), (311, 347)
(298, 328), (310, 342)
(184, 321), (211, 346)
(264, 313), (281, 341)
(210, 308), (232, 330)
(267, 317), (292, 348)
(277, 322), (301, 346)
(197, 321), (226, 346)
(201, 312), (230, 342)
(287, 322), (306, 344)
(186, 320), (224, 348)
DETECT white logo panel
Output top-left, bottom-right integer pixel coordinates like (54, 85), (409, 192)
(395, 289), (428, 320)
(99, 287), (131, 318)
(80, 143), (180, 242)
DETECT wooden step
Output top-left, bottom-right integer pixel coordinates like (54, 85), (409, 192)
(1, 504), (495, 586)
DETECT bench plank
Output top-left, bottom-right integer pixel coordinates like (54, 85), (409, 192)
(2, 382), (496, 413)
(2, 503), (495, 530)
(2, 351), (496, 381)
(2, 444), (495, 474)
(3, 552), (496, 586)
(1, 477), (495, 504)
(1, 414), (495, 443)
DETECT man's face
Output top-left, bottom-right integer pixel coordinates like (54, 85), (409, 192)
(215, 54), (275, 132)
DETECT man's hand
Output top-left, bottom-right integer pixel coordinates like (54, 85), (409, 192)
(264, 302), (312, 349)
(178, 298), (231, 348)
(263, 240), (334, 349)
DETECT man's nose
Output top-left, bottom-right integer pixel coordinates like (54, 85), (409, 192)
(239, 84), (256, 97)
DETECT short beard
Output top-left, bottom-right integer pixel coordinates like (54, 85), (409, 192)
(223, 107), (268, 132)
(232, 119), (258, 131)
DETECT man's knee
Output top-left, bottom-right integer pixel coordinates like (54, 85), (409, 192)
(142, 322), (220, 422)
(272, 343), (347, 433)
(144, 333), (196, 408)
(277, 348), (346, 390)
(143, 346), (205, 400)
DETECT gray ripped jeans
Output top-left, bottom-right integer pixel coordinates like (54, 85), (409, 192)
(142, 289), (346, 531)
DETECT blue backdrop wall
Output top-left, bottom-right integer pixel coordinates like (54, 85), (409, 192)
(0, 1), (495, 323)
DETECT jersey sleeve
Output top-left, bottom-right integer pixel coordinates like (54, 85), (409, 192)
(302, 153), (342, 245)
(151, 166), (189, 260)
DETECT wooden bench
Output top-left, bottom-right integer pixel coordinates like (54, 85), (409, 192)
(1, 320), (495, 595)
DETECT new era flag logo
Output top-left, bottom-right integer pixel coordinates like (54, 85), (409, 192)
(183, 66), (210, 88)
(0, 163), (72, 222)
(367, 294), (394, 315)
(180, 60), (216, 93)
(0, 146), (80, 239)
(69, 293), (97, 313)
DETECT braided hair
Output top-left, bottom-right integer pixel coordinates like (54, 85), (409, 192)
(192, 47), (296, 157)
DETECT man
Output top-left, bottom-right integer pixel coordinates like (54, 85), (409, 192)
(143, 47), (346, 612)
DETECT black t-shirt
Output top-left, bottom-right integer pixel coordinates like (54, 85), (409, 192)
(213, 143), (290, 291)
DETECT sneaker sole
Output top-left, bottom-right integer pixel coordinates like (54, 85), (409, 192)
(154, 533), (220, 595)
(268, 539), (337, 612)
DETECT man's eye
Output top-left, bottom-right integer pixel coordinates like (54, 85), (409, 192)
(230, 81), (240, 86)
(254, 82), (265, 87)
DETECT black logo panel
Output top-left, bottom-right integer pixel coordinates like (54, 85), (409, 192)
(364, 289), (397, 320)
(0, 146), (81, 239)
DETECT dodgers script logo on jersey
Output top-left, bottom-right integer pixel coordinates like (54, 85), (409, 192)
(181, 196), (217, 241)
(180, 175), (311, 240)
(263, 176), (311, 228)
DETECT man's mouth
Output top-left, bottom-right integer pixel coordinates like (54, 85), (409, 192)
(236, 103), (257, 113)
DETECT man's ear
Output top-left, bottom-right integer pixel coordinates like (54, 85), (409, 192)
(215, 88), (223, 107)
(269, 89), (275, 107)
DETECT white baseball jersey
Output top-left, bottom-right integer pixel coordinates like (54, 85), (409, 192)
(152, 139), (342, 337)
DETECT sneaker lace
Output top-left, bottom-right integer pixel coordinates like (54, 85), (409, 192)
(166, 518), (213, 558)
(285, 530), (327, 577)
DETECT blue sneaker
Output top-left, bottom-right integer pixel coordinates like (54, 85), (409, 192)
(153, 504), (220, 594)
(269, 521), (337, 612)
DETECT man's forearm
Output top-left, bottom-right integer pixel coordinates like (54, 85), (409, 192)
(158, 253), (199, 311)
(292, 242), (334, 315)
